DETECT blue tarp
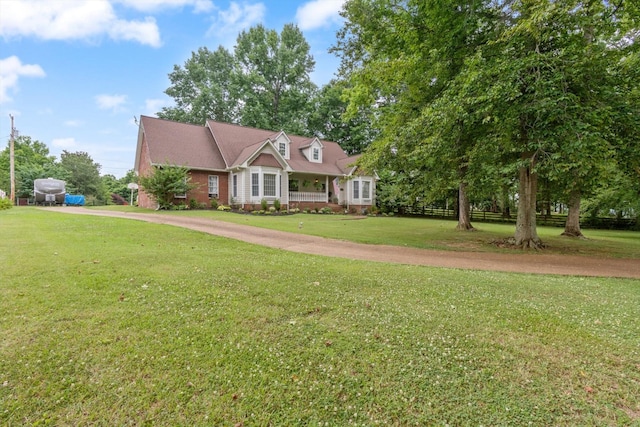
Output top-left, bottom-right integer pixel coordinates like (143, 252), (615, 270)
(65, 194), (85, 206)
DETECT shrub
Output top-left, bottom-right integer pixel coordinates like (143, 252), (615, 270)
(261, 198), (268, 210)
(0, 198), (13, 210)
(111, 193), (128, 205)
(217, 205), (231, 211)
(210, 198), (219, 209)
(273, 199), (281, 212)
(269, 206), (276, 213)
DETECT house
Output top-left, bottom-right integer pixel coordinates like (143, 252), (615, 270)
(134, 116), (376, 212)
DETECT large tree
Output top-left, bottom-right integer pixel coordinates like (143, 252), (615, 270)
(158, 46), (238, 125)
(159, 24), (317, 134)
(335, 0), (498, 231)
(307, 79), (376, 155)
(234, 23), (317, 134)
(59, 151), (102, 197)
(336, 0), (639, 247)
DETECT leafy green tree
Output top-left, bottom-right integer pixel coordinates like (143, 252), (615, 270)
(234, 23), (317, 134)
(158, 46), (239, 125)
(138, 165), (196, 209)
(308, 79), (375, 154)
(337, 0), (639, 247)
(335, 0), (497, 231)
(0, 136), (66, 197)
(59, 151), (102, 197)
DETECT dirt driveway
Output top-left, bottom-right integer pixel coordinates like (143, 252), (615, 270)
(47, 207), (640, 279)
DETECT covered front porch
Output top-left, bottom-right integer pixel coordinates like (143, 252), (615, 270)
(287, 174), (339, 204)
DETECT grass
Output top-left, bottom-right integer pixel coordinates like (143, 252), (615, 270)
(1, 207), (639, 425)
(93, 205), (640, 258)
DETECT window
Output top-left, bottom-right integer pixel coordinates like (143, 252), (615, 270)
(353, 180), (360, 199)
(279, 142), (286, 157)
(264, 173), (277, 197)
(313, 147), (319, 161)
(362, 181), (370, 199)
(232, 174), (237, 198)
(208, 175), (219, 198)
(252, 173), (259, 197)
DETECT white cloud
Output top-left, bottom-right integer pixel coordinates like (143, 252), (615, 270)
(117, 0), (214, 13)
(95, 94), (128, 111)
(0, 56), (46, 104)
(296, 0), (346, 31)
(0, 0), (161, 47)
(206, 1), (265, 43)
(64, 120), (83, 127)
(52, 137), (78, 149)
(145, 98), (168, 115)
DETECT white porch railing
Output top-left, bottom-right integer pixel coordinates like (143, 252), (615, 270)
(289, 191), (327, 203)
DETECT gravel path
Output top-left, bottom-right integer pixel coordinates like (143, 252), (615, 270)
(47, 207), (640, 279)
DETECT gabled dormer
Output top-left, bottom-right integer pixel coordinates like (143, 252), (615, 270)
(300, 137), (324, 163)
(273, 132), (291, 160)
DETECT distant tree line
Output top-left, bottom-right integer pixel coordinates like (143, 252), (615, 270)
(0, 135), (137, 205)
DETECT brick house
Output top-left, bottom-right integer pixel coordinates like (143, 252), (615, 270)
(134, 116), (376, 211)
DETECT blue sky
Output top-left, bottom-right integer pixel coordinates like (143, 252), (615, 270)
(0, 0), (347, 178)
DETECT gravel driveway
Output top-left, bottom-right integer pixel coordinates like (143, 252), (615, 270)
(46, 207), (640, 279)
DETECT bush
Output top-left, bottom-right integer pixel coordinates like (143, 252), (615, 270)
(273, 199), (281, 212)
(210, 198), (219, 209)
(0, 198), (13, 210)
(261, 198), (268, 211)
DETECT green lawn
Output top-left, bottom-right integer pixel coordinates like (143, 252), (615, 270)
(1, 207), (639, 425)
(95, 205), (640, 258)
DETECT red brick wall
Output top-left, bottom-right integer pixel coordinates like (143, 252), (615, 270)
(137, 135), (155, 209)
(186, 170), (229, 207)
(136, 132), (230, 209)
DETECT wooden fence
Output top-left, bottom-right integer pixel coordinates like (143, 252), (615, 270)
(399, 206), (637, 230)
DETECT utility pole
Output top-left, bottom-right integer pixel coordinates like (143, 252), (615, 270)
(9, 114), (15, 205)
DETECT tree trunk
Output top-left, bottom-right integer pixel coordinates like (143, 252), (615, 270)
(456, 182), (475, 231)
(562, 189), (584, 238)
(514, 161), (543, 249)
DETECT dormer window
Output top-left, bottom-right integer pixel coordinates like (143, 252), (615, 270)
(274, 133), (290, 159)
(306, 138), (323, 163)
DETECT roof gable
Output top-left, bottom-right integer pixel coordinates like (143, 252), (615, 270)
(137, 116), (226, 171)
(136, 117), (364, 177)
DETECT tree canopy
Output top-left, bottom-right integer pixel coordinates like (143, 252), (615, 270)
(158, 46), (238, 125)
(335, 0), (640, 247)
(159, 24), (317, 135)
(59, 150), (102, 197)
(0, 136), (67, 198)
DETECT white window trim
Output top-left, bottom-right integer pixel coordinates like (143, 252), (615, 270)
(232, 174), (238, 198)
(351, 177), (372, 203)
(208, 175), (219, 198)
(249, 167), (282, 201)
